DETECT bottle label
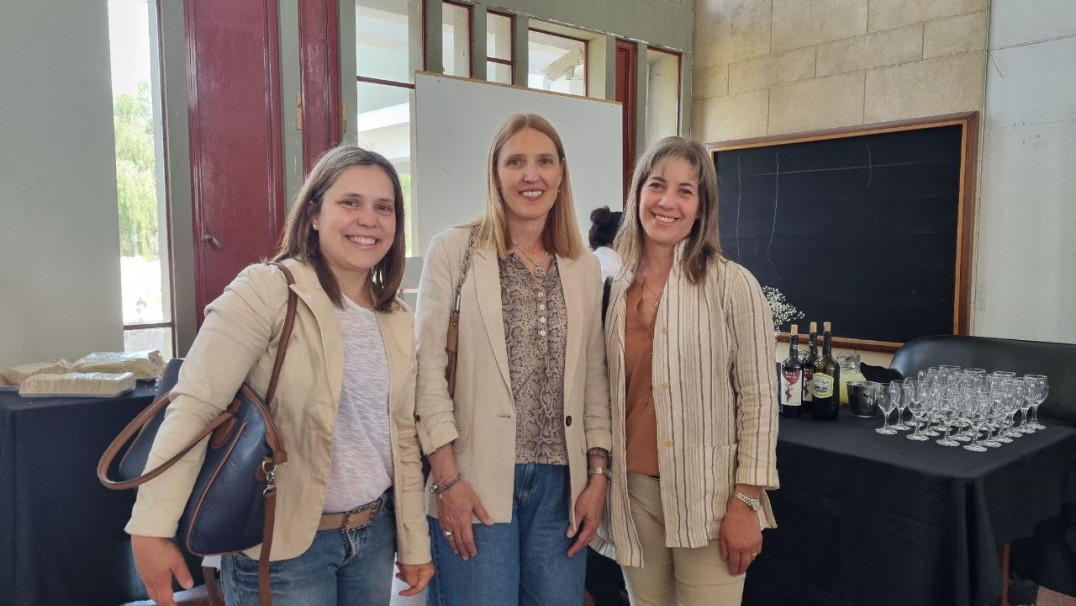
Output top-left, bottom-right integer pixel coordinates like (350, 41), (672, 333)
(810, 373), (835, 398)
(781, 369), (802, 407)
(802, 368), (815, 401)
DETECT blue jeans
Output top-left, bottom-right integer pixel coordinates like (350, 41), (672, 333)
(427, 464), (587, 606)
(221, 493), (396, 606)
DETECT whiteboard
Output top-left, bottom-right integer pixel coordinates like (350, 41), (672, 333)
(413, 72), (622, 255)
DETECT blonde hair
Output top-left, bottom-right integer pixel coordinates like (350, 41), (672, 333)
(274, 144), (406, 311)
(614, 136), (722, 284)
(468, 113), (585, 259)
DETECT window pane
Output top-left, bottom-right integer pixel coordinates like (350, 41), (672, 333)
(124, 327), (174, 360)
(528, 30), (585, 96)
(357, 0), (413, 83)
(487, 13), (511, 60)
(645, 49), (680, 147)
(487, 61), (512, 85)
(356, 81), (413, 255)
(108, 0), (172, 332)
(442, 3), (470, 77)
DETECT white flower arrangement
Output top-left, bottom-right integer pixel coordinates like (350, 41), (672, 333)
(762, 286), (804, 332)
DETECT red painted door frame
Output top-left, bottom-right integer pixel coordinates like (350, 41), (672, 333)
(299, 0), (342, 174)
(186, 0), (286, 324)
(615, 40), (637, 202)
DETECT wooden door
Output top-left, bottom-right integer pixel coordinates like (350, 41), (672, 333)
(298, 0), (342, 173)
(187, 0), (285, 324)
(616, 40), (637, 201)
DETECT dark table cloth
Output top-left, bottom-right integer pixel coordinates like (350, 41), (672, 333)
(0, 386), (201, 606)
(743, 408), (1076, 606)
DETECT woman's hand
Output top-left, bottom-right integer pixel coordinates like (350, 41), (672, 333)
(395, 560), (435, 596)
(131, 535), (194, 606)
(435, 479), (494, 560)
(567, 475), (607, 557)
(719, 496), (764, 576)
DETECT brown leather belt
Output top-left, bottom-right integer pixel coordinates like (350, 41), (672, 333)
(318, 497), (383, 532)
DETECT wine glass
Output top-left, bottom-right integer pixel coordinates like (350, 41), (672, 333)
(962, 398), (989, 453)
(875, 384), (898, 435)
(1025, 375), (1048, 431)
(888, 381), (904, 428)
(905, 380), (929, 441)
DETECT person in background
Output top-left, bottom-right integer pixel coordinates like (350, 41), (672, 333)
(594, 136), (779, 606)
(414, 113), (612, 606)
(126, 145), (433, 606)
(590, 206), (624, 280)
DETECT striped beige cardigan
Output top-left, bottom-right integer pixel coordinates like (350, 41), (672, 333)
(593, 255), (780, 568)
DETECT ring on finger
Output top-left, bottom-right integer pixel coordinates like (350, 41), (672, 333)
(443, 530), (453, 538)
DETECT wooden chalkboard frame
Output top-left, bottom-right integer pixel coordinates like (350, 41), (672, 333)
(709, 112), (980, 352)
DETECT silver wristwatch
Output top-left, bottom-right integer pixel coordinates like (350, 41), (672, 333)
(587, 466), (612, 480)
(734, 491), (762, 512)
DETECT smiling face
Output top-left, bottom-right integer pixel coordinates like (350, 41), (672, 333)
(312, 164), (397, 292)
(495, 127), (564, 227)
(638, 156), (700, 250)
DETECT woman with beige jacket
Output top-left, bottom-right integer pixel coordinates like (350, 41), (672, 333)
(125, 145), (432, 606)
(594, 137), (780, 606)
(414, 113), (612, 606)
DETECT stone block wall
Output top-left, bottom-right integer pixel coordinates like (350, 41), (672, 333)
(692, 0), (989, 143)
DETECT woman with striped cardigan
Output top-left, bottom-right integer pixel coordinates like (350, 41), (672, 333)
(594, 136), (780, 606)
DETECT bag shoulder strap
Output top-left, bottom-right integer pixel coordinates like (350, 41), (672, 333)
(452, 228), (477, 313)
(601, 276), (613, 329)
(97, 263), (298, 489)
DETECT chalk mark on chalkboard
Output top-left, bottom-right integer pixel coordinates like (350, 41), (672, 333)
(735, 158), (743, 259)
(744, 158), (945, 177)
(867, 144), (873, 187)
(766, 153), (780, 265)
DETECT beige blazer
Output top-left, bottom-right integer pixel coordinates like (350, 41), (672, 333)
(593, 255), (780, 568)
(125, 259), (430, 564)
(414, 227), (612, 524)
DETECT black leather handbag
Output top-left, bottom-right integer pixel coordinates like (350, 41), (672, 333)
(97, 262), (296, 606)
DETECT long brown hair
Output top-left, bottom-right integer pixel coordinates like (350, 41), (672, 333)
(274, 144), (406, 311)
(614, 136), (722, 284)
(468, 113), (585, 259)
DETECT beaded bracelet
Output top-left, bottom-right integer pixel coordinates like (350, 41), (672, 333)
(587, 447), (611, 460)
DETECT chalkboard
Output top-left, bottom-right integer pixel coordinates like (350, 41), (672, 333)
(712, 114), (978, 350)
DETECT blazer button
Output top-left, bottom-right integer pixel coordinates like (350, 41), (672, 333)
(414, 414), (421, 421)
(565, 415), (573, 427)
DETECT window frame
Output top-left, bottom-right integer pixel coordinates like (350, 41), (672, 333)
(441, 0), (472, 78)
(645, 46), (682, 137)
(486, 9), (513, 83)
(527, 26), (589, 97)
(115, 0), (177, 357)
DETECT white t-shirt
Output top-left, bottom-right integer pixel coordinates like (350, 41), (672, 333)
(593, 246), (622, 280)
(322, 297), (394, 512)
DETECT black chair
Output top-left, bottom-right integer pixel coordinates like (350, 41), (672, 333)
(890, 335), (1076, 427)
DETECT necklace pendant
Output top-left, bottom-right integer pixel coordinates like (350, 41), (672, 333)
(534, 267), (547, 279)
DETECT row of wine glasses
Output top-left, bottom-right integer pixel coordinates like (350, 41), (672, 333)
(863, 367), (1049, 452)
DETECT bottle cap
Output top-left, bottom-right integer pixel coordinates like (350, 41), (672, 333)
(824, 321), (832, 332)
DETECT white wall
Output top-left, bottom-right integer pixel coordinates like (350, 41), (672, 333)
(0, 0), (123, 367)
(974, 0), (1076, 343)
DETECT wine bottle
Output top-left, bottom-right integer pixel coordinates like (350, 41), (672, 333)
(801, 321), (819, 414)
(810, 321), (840, 421)
(780, 325), (803, 418)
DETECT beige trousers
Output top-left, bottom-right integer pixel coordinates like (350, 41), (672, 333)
(621, 473), (745, 606)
